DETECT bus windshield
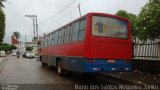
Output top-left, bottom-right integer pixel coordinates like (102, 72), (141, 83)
(92, 16), (128, 39)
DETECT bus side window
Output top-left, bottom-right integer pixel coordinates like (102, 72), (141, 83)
(66, 25), (70, 44)
(79, 19), (86, 40)
(57, 30), (60, 45)
(54, 31), (58, 45)
(69, 24), (73, 43)
(61, 28), (65, 44)
(66, 27), (69, 44)
(63, 27), (67, 44)
(49, 34), (52, 46)
(52, 33), (55, 46)
(72, 21), (79, 41)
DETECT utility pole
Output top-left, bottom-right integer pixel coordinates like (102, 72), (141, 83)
(35, 15), (39, 41)
(78, 3), (81, 17)
(24, 35), (26, 52)
(25, 15), (38, 42)
(25, 35), (26, 43)
(32, 18), (36, 38)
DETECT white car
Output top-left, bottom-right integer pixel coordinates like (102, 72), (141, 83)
(12, 52), (17, 56)
(25, 51), (34, 58)
(0, 51), (6, 57)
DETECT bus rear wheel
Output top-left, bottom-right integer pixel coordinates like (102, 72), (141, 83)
(41, 63), (46, 68)
(57, 60), (63, 75)
(57, 60), (67, 76)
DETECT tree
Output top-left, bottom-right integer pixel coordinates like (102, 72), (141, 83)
(0, 9), (5, 45)
(26, 46), (33, 51)
(11, 45), (17, 50)
(137, 0), (160, 40)
(13, 31), (21, 40)
(115, 10), (129, 18)
(0, 43), (17, 53)
(128, 13), (138, 42)
(115, 10), (138, 42)
(0, 0), (5, 9)
(0, 0), (5, 45)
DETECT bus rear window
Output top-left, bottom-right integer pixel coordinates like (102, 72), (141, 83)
(92, 16), (128, 39)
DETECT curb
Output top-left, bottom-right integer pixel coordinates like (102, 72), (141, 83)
(0, 57), (5, 64)
(0, 57), (6, 72)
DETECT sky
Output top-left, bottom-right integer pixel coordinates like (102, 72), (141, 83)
(3, 0), (149, 43)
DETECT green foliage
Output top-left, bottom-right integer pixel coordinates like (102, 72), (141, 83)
(137, 0), (160, 40)
(116, 2), (160, 41)
(11, 45), (17, 50)
(33, 37), (37, 41)
(0, 43), (16, 52)
(0, 46), (10, 51)
(13, 31), (21, 39)
(0, 0), (5, 9)
(0, 9), (5, 44)
(128, 13), (138, 41)
(116, 10), (138, 41)
(116, 10), (129, 18)
(26, 47), (33, 51)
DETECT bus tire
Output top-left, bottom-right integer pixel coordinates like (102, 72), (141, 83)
(41, 63), (46, 68)
(57, 60), (65, 76)
(39, 56), (42, 61)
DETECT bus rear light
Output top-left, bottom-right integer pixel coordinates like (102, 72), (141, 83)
(86, 59), (96, 62)
(124, 68), (129, 70)
(112, 68), (117, 71)
(107, 60), (115, 63)
(93, 68), (101, 71)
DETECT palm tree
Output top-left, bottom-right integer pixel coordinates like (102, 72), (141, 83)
(13, 31), (21, 40)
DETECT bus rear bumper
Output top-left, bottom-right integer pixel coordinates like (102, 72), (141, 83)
(83, 60), (132, 73)
(83, 66), (132, 73)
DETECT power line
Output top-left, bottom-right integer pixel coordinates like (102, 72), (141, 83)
(39, 0), (76, 8)
(39, 0), (89, 30)
(39, 0), (77, 25)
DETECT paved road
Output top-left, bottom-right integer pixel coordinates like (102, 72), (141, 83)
(1, 55), (159, 90)
(0, 55), (74, 84)
(0, 57), (4, 64)
(0, 55), (110, 90)
(0, 55), (105, 85)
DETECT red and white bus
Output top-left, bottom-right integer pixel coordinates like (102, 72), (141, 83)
(39, 12), (132, 75)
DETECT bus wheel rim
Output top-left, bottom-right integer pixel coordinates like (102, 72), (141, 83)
(58, 62), (62, 74)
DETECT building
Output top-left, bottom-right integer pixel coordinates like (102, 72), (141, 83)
(11, 36), (19, 48)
